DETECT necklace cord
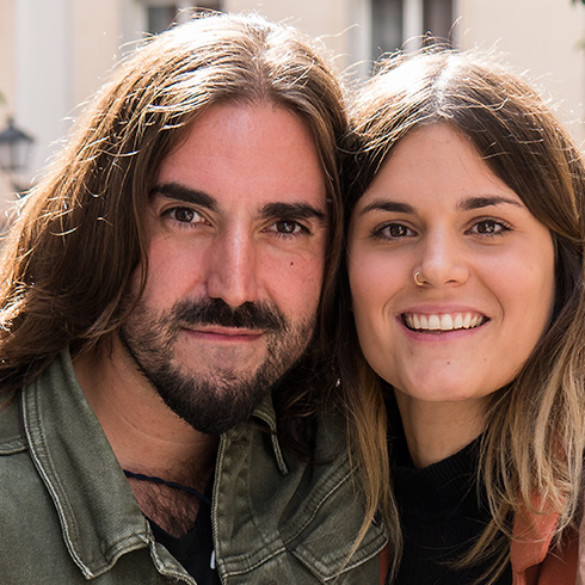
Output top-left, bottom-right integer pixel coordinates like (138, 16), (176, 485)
(123, 469), (211, 506)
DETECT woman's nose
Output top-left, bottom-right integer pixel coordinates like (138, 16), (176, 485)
(416, 230), (470, 288)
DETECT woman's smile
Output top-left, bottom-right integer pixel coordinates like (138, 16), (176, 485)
(348, 123), (555, 406)
(401, 311), (488, 333)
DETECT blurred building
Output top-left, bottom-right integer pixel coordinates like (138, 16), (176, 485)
(0, 0), (585, 209)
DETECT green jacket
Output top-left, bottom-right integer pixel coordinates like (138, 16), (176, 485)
(0, 351), (387, 584)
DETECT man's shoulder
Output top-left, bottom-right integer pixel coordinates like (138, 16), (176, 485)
(0, 389), (58, 544)
(0, 390), (26, 454)
(0, 388), (47, 500)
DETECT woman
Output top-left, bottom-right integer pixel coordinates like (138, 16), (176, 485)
(338, 49), (585, 584)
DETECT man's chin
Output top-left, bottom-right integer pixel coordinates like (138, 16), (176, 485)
(168, 385), (268, 435)
(150, 365), (273, 435)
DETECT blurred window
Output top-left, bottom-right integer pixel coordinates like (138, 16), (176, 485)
(371, 0), (403, 58)
(371, 0), (454, 59)
(144, 1), (222, 35)
(423, 0), (453, 45)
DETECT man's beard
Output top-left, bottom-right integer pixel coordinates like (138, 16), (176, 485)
(119, 296), (315, 434)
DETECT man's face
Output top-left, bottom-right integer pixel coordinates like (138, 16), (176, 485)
(120, 101), (328, 434)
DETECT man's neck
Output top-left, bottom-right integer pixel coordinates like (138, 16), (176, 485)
(73, 338), (219, 534)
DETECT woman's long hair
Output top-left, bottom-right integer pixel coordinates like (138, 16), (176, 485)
(337, 48), (585, 582)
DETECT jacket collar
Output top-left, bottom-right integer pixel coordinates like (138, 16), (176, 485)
(249, 391), (288, 474)
(21, 350), (292, 578)
(21, 350), (154, 578)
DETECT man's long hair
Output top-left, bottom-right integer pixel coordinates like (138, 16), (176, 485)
(0, 12), (347, 434)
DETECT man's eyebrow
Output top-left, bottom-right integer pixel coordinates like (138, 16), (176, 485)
(457, 195), (523, 211)
(358, 200), (414, 216)
(150, 182), (217, 211)
(261, 202), (326, 222)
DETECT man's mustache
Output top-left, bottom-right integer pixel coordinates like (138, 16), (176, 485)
(172, 298), (287, 331)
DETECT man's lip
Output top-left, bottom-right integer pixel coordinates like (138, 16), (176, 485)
(181, 325), (265, 339)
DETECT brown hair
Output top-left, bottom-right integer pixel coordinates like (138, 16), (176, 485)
(338, 48), (585, 581)
(0, 12), (347, 422)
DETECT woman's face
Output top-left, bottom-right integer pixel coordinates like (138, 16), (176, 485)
(347, 124), (555, 407)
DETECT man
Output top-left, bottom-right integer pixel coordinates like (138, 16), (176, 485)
(0, 12), (386, 585)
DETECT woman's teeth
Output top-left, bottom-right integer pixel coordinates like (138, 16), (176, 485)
(403, 313), (486, 332)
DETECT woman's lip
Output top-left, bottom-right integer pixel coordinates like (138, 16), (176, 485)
(401, 311), (488, 332)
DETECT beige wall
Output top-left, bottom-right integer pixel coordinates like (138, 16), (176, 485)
(72, 1), (125, 108)
(0, 0), (16, 207)
(225, 0), (352, 68)
(0, 0), (16, 121)
(225, 0), (585, 143)
(456, 0), (585, 143)
(2, 0), (585, 204)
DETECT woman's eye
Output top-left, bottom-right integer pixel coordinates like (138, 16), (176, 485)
(470, 219), (510, 235)
(374, 222), (413, 239)
(388, 224), (409, 237)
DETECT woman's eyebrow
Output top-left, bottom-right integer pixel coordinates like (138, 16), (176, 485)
(358, 200), (415, 216)
(358, 195), (523, 216)
(457, 195), (523, 211)
(149, 182), (217, 211)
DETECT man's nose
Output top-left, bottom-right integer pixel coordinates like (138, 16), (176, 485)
(205, 230), (259, 308)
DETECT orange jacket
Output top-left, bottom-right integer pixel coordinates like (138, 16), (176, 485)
(511, 510), (577, 585)
(378, 510), (578, 585)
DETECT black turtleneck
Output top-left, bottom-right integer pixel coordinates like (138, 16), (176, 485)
(391, 428), (512, 585)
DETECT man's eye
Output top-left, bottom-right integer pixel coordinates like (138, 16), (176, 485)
(167, 207), (198, 223)
(273, 220), (305, 235)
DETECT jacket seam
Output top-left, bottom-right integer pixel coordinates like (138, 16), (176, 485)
(281, 462), (353, 544)
(22, 389), (92, 576)
(22, 387), (155, 578)
(220, 462), (382, 577)
(0, 440), (26, 454)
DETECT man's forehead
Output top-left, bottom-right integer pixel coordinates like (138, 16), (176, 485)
(151, 102), (329, 216)
(158, 102), (323, 169)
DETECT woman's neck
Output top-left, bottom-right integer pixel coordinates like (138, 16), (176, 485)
(393, 390), (487, 469)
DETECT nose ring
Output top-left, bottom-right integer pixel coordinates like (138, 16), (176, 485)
(414, 271), (426, 287)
